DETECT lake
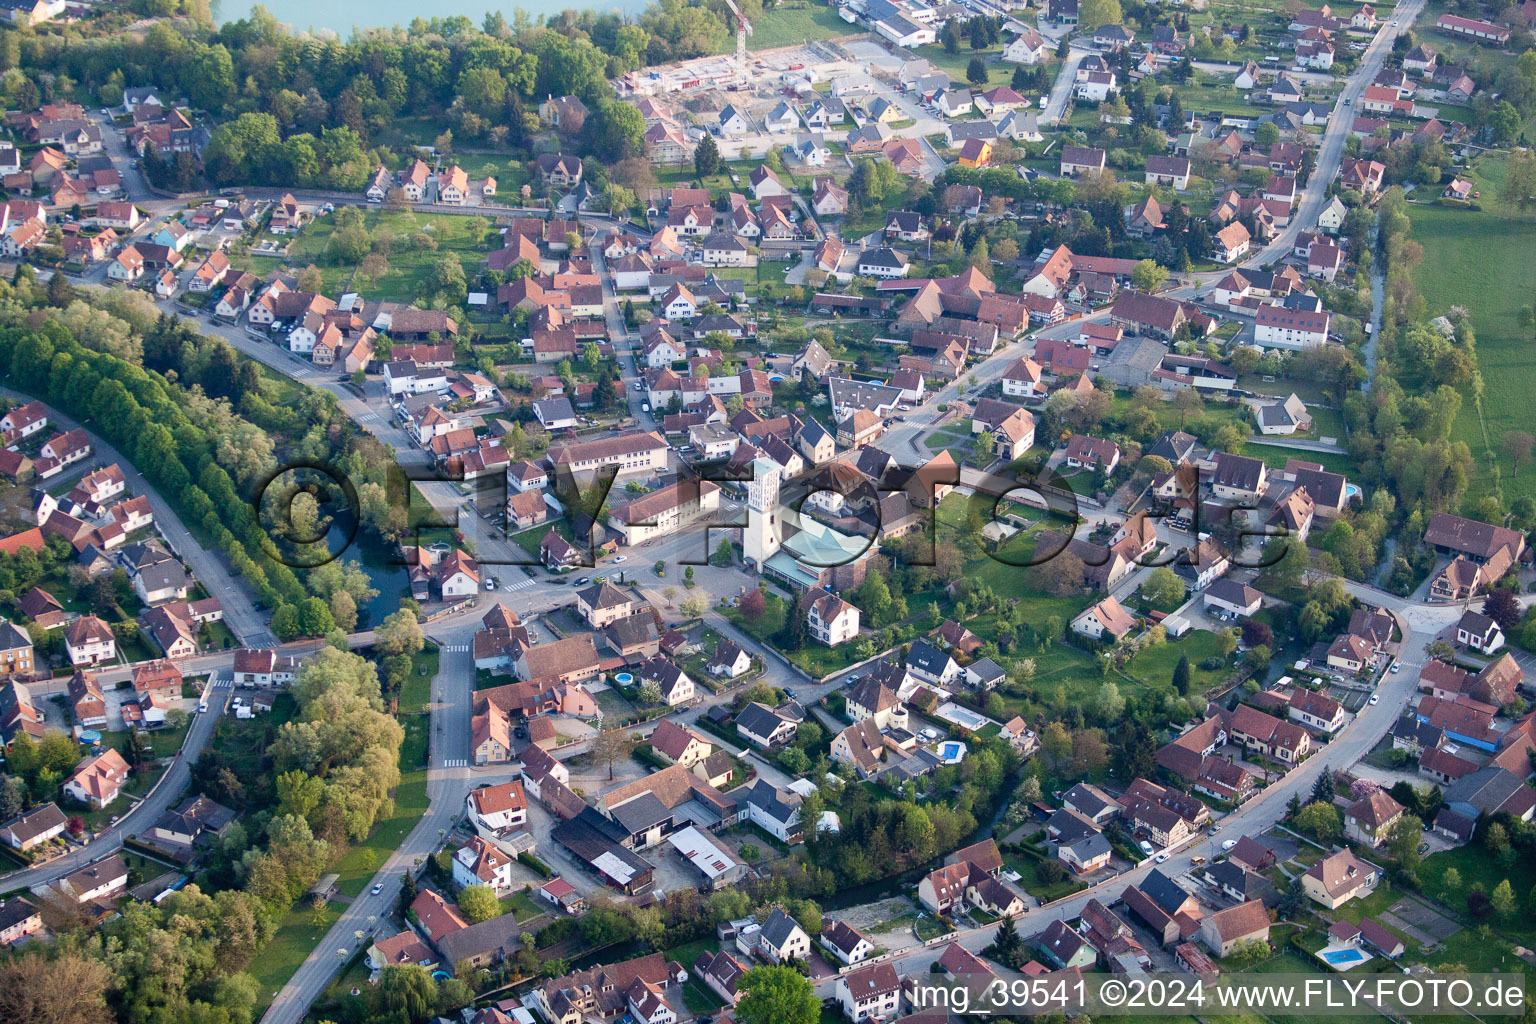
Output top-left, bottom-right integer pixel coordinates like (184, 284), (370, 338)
(216, 0), (643, 33)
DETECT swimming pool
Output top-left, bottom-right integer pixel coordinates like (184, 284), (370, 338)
(1343, 483), (1362, 502)
(614, 672), (634, 685)
(1322, 948), (1367, 966)
(938, 741), (967, 763)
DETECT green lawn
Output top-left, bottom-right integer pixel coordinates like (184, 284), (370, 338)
(398, 646), (439, 715)
(99, 718), (192, 762)
(744, 3), (857, 49)
(595, 686), (639, 723)
(1246, 442), (1357, 478)
(1124, 629), (1231, 696)
(251, 902), (344, 1009)
(1408, 172), (1536, 507)
(1002, 850), (1087, 902)
(665, 939), (729, 1011)
(502, 888), (547, 922)
(913, 43), (1006, 88)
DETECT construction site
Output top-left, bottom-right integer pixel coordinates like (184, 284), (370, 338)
(614, 39), (864, 98)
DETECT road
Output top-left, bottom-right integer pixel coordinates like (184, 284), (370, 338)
(809, 577), (1461, 992)
(0, 386), (276, 647)
(1242, 0), (1425, 266)
(255, 552), (831, 1023)
(1043, 47), (1085, 126)
(259, 639), (474, 1024)
(5, 675), (232, 895)
(79, 28), (1442, 1011)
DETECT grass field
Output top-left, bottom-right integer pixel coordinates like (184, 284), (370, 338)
(251, 903), (343, 1007)
(236, 209), (501, 305)
(1407, 172), (1536, 507)
(1246, 442), (1357, 478)
(745, 3), (857, 49)
(1124, 629), (1230, 694)
(913, 42), (1006, 88)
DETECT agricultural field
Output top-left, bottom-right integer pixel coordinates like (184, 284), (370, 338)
(1407, 159), (1536, 507)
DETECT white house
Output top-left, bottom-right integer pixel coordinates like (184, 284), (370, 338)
(1001, 357), (1044, 399)
(1254, 307), (1330, 349)
(1071, 596), (1136, 641)
(452, 836), (516, 895)
(466, 781), (528, 833)
(64, 616), (115, 667)
(835, 963), (901, 1022)
(807, 589), (860, 646)
(937, 89), (974, 117)
(820, 921), (874, 966)
(756, 907), (813, 963)
(856, 247), (909, 279)
(1075, 72), (1117, 101)
(718, 105), (750, 136)
(1004, 28), (1050, 64)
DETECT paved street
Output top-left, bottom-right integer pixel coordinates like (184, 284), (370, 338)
(0, 386), (276, 647)
(1243, 0), (1425, 266)
(5, 675), (232, 895)
(55, 20), (1465, 1018)
(810, 578), (1459, 993)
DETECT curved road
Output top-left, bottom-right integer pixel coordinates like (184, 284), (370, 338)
(1, 678), (230, 895)
(808, 578), (1462, 991)
(0, 387), (275, 646)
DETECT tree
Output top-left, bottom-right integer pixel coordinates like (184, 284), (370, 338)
(1254, 122), (1281, 147)
(1483, 587), (1521, 631)
(376, 608), (425, 657)
(1486, 100), (1523, 147)
(740, 589), (767, 621)
(1386, 814), (1424, 873)
(0, 950), (113, 1024)
(1491, 878), (1516, 918)
(1278, 876), (1306, 918)
(1130, 259), (1169, 293)
(1141, 567), (1186, 608)
(1037, 551), (1086, 596)
(1095, 680), (1125, 721)
(1503, 431), (1534, 478)
(695, 133), (722, 177)
(1077, 0), (1123, 31)
(592, 728), (636, 779)
(264, 602), (302, 643)
(735, 965), (819, 1024)
(1172, 654), (1191, 695)
(1292, 800), (1341, 842)
(376, 964), (438, 1023)
(1500, 148), (1536, 214)
(966, 57), (989, 87)
(457, 884), (501, 923)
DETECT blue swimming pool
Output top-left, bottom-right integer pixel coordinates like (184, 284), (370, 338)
(614, 673), (634, 685)
(1322, 948), (1367, 966)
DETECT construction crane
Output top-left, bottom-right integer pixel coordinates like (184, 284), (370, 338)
(724, 0), (753, 69)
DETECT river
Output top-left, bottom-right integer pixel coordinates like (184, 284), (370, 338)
(215, 0), (644, 33)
